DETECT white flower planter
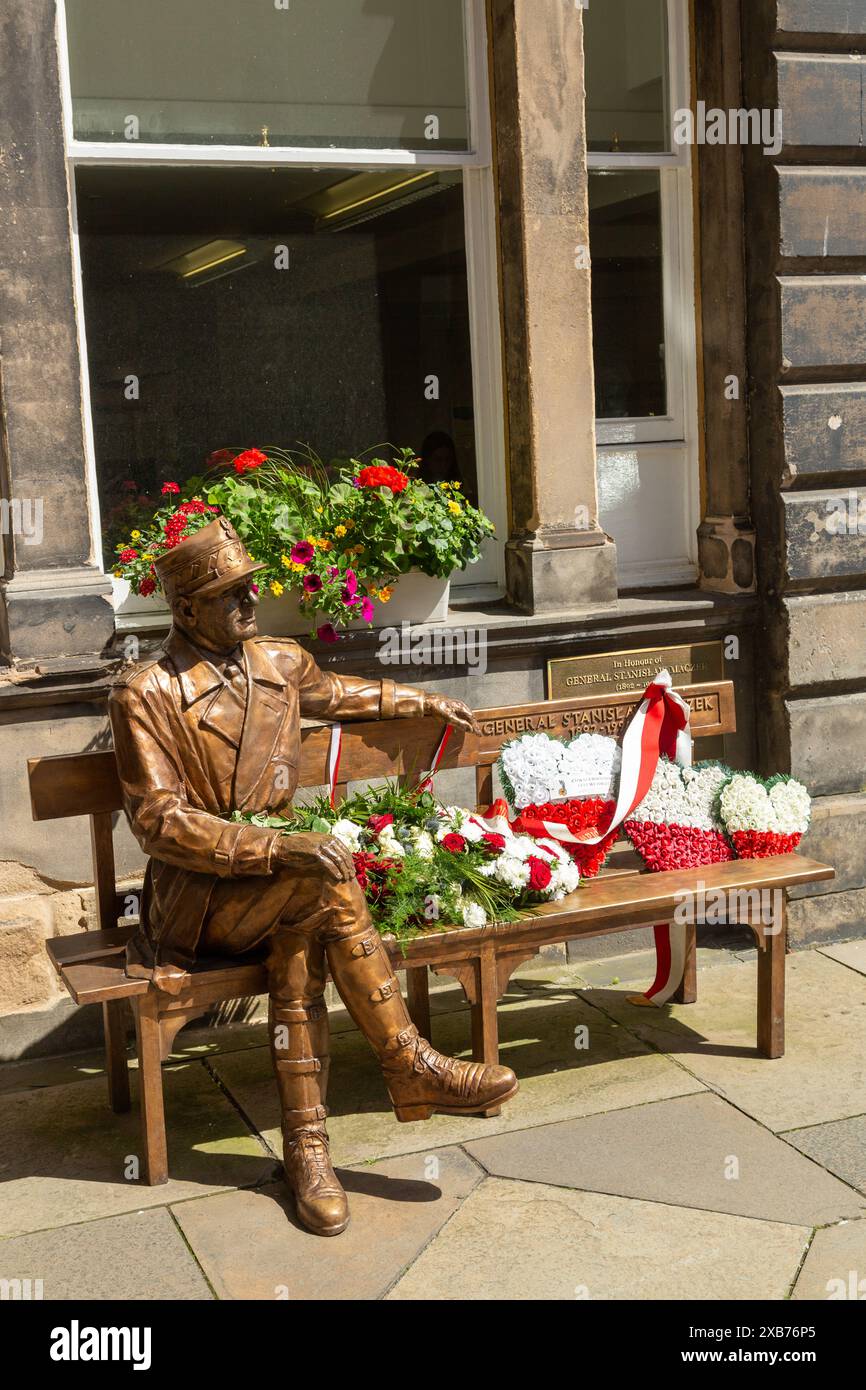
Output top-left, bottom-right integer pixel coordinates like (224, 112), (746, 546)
(255, 569), (451, 637)
(112, 570), (450, 636)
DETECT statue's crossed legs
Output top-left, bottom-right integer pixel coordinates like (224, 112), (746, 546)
(201, 870), (517, 1236)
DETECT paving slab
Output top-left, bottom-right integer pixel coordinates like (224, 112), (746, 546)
(0, 1207), (212, 1300)
(211, 992), (705, 1168)
(818, 940), (866, 977)
(465, 1092), (864, 1225)
(783, 1113), (866, 1195)
(583, 951), (866, 1131)
(0, 1063), (275, 1238)
(386, 1177), (810, 1301)
(171, 1145), (481, 1300)
(791, 1220), (866, 1301)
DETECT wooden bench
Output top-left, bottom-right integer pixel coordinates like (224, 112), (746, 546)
(28, 679), (834, 1185)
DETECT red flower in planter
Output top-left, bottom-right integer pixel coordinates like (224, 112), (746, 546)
(367, 814), (394, 835)
(316, 623), (340, 644)
(356, 464), (410, 494)
(233, 449), (267, 474)
(441, 832), (467, 854)
(161, 482), (181, 495)
(119, 548), (139, 562)
(291, 541), (315, 565)
(138, 577), (156, 597)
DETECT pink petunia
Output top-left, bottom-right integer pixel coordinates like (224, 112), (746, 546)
(317, 623), (340, 644)
(291, 541), (315, 565)
(303, 574), (323, 594)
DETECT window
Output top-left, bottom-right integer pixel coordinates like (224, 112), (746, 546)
(59, 0), (505, 600)
(585, 0), (699, 589)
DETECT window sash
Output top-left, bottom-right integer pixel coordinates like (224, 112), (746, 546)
(55, 0), (507, 597)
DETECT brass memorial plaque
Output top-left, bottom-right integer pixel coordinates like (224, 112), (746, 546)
(547, 641), (725, 701)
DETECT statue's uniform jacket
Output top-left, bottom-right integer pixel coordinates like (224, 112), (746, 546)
(108, 628), (424, 992)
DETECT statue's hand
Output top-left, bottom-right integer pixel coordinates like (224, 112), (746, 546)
(424, 693), (481, 736)
(273, 831), (356, 883)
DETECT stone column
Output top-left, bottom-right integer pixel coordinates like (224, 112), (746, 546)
(489, 0), (617, 612)
(0, 0), (114, 662)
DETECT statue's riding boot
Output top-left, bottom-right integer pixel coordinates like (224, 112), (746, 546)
(327, 924), (518, 1121)
(269, 996), (349, 1236)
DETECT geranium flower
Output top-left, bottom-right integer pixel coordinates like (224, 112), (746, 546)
(233, 448), (267, 474)
(317, 623), (340, 644)
(356, 464), (410, 494)
(161, 482), (180, 495)
(138, 577), (156, 597)
(291, 541), (315, 565)
(119, 548), (139, 562)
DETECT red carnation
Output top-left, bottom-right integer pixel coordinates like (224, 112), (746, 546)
(441, 832), (467, 854)
(233, 449), (267, 475)
(119, 548), (139, 562)
(527, 856), (553, 891)
(161, 481), (180, 495)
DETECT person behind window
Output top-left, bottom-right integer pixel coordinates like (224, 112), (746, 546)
(419, 430), (463, 489)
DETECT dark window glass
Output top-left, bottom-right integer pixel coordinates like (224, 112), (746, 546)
(584, 0), (670, 154)
(588, 171), (667, 420)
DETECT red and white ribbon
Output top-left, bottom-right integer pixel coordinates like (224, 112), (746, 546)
(327, 723), (343, 808)
(416, 724), (454, 795)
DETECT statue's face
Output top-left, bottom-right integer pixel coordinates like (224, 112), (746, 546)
(175, 578), (259, 652)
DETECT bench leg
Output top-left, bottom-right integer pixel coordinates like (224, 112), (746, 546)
(406, 966), (432, 1041)
(757, 901), (786, 1059)
(672, 922), (698, 1004)
(133, 991), (169, 1185)
(103, 1000), (131, 1113)
(470, 946), (502, 1117)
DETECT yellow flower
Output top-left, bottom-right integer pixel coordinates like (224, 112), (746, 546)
(345, 519), (356, 530)
(315, 506), (324, 516)
(353, 545), (365, 556)
(306, 535), (316, 546)
(113, 569), (122, 578)
(448, 501), (462, 516)
(130, 530), (141, 540)
(378, 587), (393, 603)
(453, 482), (462, 490)
(439, 482), (450, 491)
(317, 538), (331, 551)
(334, 525), (347, 539)
(270, 581), (284, 597)
(280, 554), (292, 569)
(141, 553), (154, 562)
(291, 561), (306, 573)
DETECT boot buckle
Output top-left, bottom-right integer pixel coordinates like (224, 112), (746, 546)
(351, 936), (378, 959)
(371, 978), (399, 1003)
(275, 1056), (322, 1075)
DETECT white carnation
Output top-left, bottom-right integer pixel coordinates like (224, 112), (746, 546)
(331, 819), (362, 850)
(462, 900), (488, 929)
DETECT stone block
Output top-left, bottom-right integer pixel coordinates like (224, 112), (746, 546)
(781, 383), (866, 478)
(778, 0), (866, 33)
(786, 592), (866, 686)
(789, 794), (866, 898)
(788, 886), (866, 946)
(779, 170), (866, 258)
(782, 490), (866, 582)
(777, 54), (863, 147)
(781, 277), (866, 369)
(0, 905), (59, 1011)
(788, 693), (866, 795)
(505, 536), (618, 614)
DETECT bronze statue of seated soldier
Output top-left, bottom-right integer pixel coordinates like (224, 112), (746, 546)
(109, 517), (517, 1236)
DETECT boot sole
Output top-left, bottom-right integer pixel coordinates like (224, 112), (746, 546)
(393, 1081), (519, 1123)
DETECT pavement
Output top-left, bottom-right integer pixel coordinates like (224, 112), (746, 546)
(1, 937), (865, 1301)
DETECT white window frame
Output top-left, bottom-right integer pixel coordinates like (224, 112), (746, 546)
(55, 0), (507, 601)
(589, 0), (700, 589)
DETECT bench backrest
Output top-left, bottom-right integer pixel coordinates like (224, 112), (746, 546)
(27, 680), (736, 933)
